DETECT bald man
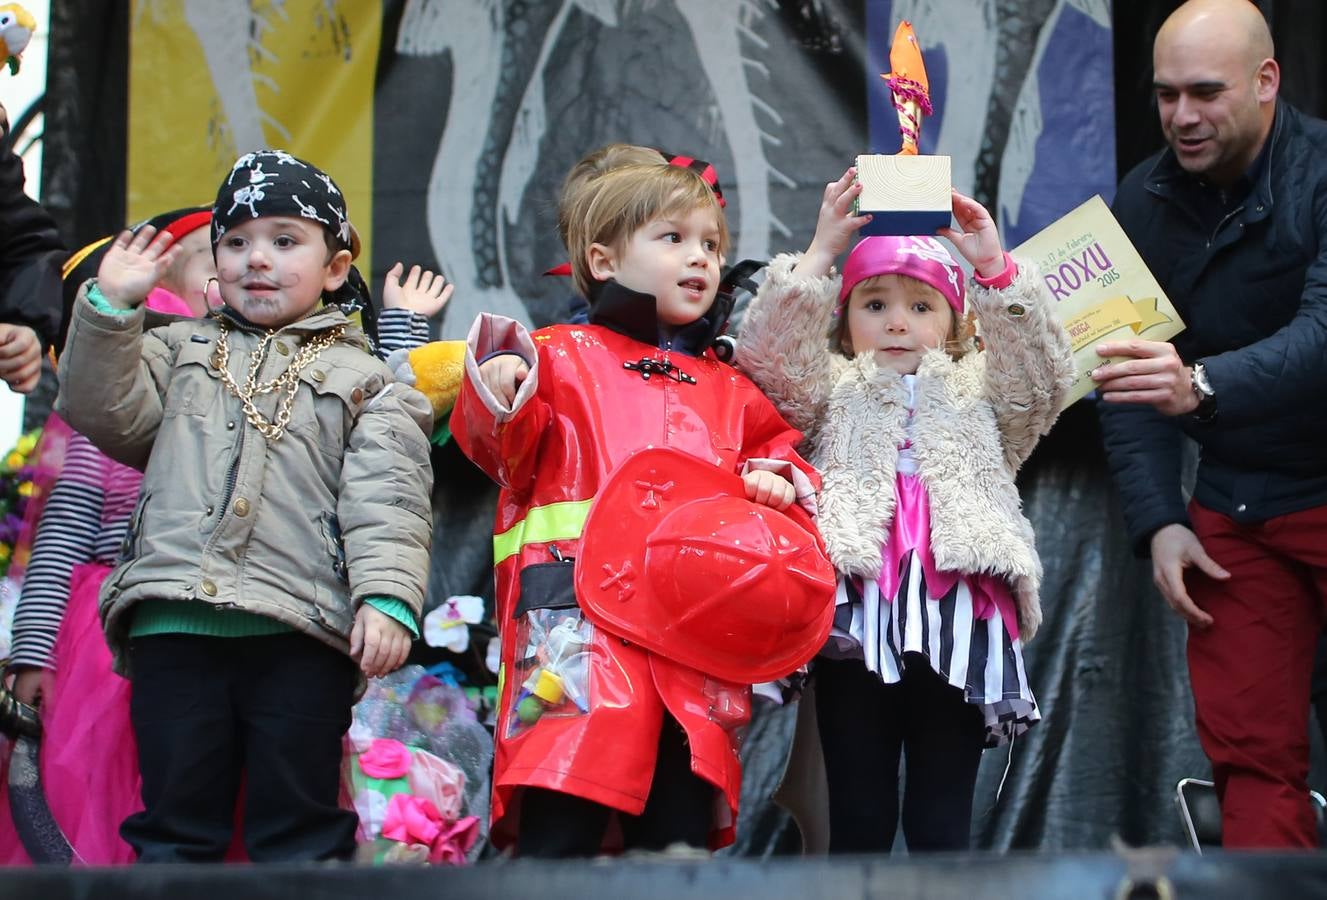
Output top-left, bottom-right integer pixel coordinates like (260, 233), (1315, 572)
(1093, 0), (1327, 848)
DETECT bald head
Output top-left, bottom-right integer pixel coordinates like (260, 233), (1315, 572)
(1157, 0), (1274, 69)
(1151, 0), (1279, 185)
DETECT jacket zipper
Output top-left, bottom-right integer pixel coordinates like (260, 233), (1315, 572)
(1207, 205), (1245, 248)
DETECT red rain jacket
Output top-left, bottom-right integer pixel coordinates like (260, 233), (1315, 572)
(452, 301), (816, 850)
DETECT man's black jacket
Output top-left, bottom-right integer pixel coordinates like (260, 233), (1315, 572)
(1100, 101), (1327, 553)
(0, 112), (64, 352)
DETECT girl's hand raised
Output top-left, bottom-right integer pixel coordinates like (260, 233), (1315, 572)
(937, 190), (1006, 279)
(382, 262), (454, 319)
(793, 167), (873, 279)
(96, 226), (181, 309)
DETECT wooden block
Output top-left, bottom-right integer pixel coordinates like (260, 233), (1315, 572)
(853, 154), (952, 236)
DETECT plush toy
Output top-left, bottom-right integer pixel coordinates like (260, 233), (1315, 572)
(0, 5), (36, 75)
(403, 341), (466, 445)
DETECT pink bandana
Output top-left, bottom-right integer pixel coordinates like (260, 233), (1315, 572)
(838, 235), (965, 315)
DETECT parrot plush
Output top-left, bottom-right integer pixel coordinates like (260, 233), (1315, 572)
(403, 340), (467, 446)
(0, 4), (35, 75)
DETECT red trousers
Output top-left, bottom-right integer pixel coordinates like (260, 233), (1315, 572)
(1187, 500), (1327, 849)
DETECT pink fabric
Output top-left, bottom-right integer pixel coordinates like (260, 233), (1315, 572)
(972, 251), (1018, 290)
(407, 749), (465, 821)
(37, 563), (140, 864)
(144, 287), (194, 317)
(879, 472), (1020, 643)
(358, 739), (412, 779)
(381, 793), (479, 865)
(839, 235), (965, 314)
(429, 815), (480, 865)
(382, 793), (443, 846)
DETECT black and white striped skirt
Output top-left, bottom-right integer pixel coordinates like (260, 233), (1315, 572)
(823, 552), (1039, 747)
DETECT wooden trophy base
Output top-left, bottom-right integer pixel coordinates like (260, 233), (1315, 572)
(853, 154), (952, 236)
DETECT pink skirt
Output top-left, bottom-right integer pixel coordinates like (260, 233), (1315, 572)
(1, 563), (139, 865)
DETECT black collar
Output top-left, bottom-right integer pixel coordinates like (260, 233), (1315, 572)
(587, 279), (732, 357)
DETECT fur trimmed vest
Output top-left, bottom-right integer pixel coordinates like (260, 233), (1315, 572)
(735, 253), (1073, 640)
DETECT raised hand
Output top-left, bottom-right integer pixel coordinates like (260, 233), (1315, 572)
(382, 262), (453, 319)
(793, 167), (874, 279)
(96, 225), (181, 310)
(937, 190), (1006, 279)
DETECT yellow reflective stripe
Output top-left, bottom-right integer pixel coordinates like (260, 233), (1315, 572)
(492, 499), (592, 562)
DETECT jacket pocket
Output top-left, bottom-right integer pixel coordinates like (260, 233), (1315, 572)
(117, 490), (151, 565)
(294, 363), (377, 453)
(506, 559), (592, 740)
(163, 338), (221, 418)
(320, 512), (349, 586)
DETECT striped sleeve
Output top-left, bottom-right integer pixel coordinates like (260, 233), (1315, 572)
(374, 309), (431, 360)
(8, 435), (110, 668)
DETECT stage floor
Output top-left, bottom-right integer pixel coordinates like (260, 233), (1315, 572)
(5, 849), (1327, 900)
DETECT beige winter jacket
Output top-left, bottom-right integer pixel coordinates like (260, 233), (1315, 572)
(56, 285), (435, 671)
(735, 254), (1073, 641)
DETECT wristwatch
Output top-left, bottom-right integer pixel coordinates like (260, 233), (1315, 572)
(1190, 361), (1217, 422)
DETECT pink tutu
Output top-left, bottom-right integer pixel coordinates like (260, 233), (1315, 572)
(40, 563), (140, 864)
(0, 563), (138, 865)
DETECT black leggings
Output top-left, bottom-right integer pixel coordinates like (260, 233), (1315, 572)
(814, 655), (986, 853)
(515, 715), (714, 858)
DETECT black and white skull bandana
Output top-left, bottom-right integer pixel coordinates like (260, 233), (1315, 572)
(210, 149), (354, 255)
(209, 149), (375, 322)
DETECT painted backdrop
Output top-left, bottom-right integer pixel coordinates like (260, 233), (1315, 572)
(47, 0), (1221, 855)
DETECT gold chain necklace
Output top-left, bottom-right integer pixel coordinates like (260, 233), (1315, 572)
(211, 319), (345, 441)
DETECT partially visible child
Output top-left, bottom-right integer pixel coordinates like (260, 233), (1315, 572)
(1, 207), (214, 865)
(376, 261), (453, 356)
(736, 169), (1073, 853)
(451, 155), (817, 857)
(55, 151), (435, 863)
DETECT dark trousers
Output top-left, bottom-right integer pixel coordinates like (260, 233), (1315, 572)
(515, 715), (714, 858)
(814, 654), (985, 853)
(121, 632), (358, 863)
(1187, 501), (1327, 849)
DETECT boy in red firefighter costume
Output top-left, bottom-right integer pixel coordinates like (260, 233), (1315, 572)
(452, 158), (820, 857)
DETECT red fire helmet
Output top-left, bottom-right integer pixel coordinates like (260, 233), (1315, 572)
(575, 448), (835, 684)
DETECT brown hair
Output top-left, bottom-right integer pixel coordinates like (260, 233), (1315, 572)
(557, 143), (667, 246)
(564, 163), (730, 299)
(832, 274), (976, 360)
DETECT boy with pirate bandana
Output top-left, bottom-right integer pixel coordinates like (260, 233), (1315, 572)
(55, 151), (434, 863)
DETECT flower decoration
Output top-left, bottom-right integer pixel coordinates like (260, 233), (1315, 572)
(0, 427), (41, 580)
(422, 594), (485, 652)
(358, 738), (413, 779)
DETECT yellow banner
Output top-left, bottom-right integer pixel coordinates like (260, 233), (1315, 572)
(1064, 295), (1142, 352)
(127, 2), (381, 273)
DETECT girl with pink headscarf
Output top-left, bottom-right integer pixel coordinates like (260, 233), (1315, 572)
(736, 169), (1073, 854)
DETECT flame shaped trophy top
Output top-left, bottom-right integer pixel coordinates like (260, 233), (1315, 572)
(882, 20), (932, 156)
